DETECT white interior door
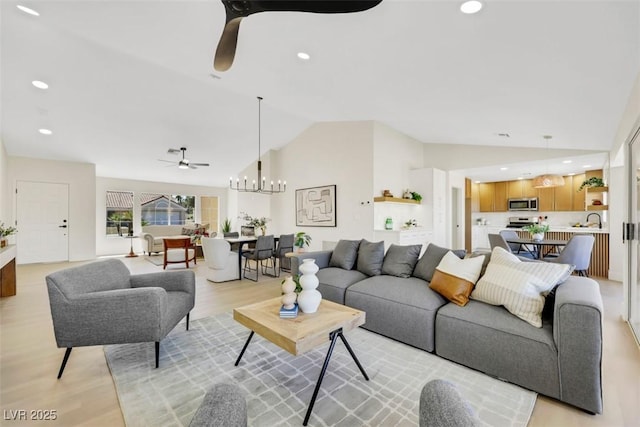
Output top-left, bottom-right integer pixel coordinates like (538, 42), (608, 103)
(16, 181), (69, 264)
(628, 127), (640, 343)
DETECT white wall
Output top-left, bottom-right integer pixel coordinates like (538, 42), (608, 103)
(268, 121), (375, 250)
(608, 166), (625, 281)
(8, 157), (96, 262)
(0, 140), (9, 223)
(96, 177), (228, 256)
(236, 150), (274, 233)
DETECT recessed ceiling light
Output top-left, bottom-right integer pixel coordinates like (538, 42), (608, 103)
(583, 164), (592, 168)
(32, 80), (48, 89)
(517, 177), (524, 180)
(38, 128), (52, 135)
(562, 160), (572, 164)
(500, 167), (508, 171)
(17, 5), (39, 16)
(474, 180), (480, 184)
(460, 1), (483, 14)
(568, 173), (576, 176)
(297, 52), (310, 60)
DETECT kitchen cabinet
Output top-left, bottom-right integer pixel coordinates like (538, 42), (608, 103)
(494, 182), (508, 212)
(471, 183), (480, 212)
(537, 187), (555, 211)
(554, 175), (574, 211)
(572, 173), (586, 211)
(478, 183), (495, 212)
(506, 179), (536, 199)
(522, 179), (537, 198)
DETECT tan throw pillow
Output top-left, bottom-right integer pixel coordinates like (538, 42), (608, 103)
(470, 247), (572, 327)
(429, 251), (485, 306)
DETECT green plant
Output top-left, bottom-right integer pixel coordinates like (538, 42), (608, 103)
(281, 275), (302, 293)
(523, 223), (549, 234)
(294, 231), (312, 248)
(410, 191), (422, 202)
(0, 222), (17, 237)
(577, 177), (605, 191)
(222, 218), (232, 233)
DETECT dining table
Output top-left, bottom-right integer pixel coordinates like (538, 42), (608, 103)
(505, 237), (568, 260)
(224, 236), (279, 280)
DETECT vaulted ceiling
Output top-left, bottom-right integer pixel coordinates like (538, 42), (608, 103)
(2, 1), (638, 186)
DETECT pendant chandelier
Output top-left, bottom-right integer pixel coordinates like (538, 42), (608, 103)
(532, 135), (565, 189)
(229, 96), (286, 194)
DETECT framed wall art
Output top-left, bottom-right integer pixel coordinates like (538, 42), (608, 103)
(295, 185), (336, 227)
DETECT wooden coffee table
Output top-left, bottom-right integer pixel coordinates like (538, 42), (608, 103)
(233, 297), (368, 426)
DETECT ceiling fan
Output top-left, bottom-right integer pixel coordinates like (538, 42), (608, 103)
(214, 0), (383, 71)
(159, 147), (210, 169)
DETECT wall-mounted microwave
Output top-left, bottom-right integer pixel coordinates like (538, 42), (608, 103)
(508, 197), (539, 211)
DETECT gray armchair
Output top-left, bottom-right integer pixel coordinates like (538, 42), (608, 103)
(46, 258), (195, 378)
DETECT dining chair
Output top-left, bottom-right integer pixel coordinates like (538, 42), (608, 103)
(272, 233), (294, 276)
(242, 235), (275, 281)
(543, 234), (595, 276)
(489, 234), (535, 259)
(201, 237), (239, 282)
(163, 237), (197, 270)
(498, 230), (530, 255)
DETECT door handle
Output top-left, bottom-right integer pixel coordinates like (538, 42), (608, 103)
(59, 225), (67, 228)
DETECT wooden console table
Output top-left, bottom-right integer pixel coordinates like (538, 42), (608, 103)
(0, 245), (17, 297)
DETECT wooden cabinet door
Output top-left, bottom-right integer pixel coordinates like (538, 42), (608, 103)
(537, 187), (554, 212)
(479, 183), (495, 212)
(572, 173), (586, 211)
(494, 182), (508, 212)
(507, 180), (523, 199)
(471, 183), (480, 212)
(465, 178), (472, 199)
(554, 176), (574, 211)
(522, 179), (537, 198)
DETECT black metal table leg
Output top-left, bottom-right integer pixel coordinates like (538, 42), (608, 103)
(303, 329), (340, 426)
(338, 332), (369, 381)
(235, 331), (254, 366)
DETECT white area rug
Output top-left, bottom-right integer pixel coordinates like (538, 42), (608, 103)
(144, 255), (164, 266)
(104, 313), (536, 427)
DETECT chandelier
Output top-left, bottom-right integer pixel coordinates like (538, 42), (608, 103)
(229, 96), (286, 194)
(532, 135), (565, 189)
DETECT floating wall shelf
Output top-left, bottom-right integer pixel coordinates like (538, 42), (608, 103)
(373, 196), (419, 204)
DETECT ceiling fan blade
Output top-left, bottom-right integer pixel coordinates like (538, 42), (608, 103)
(190, 163), (210, 167)
(214, 1), (382, 71)
(188, 165), (198, 169)
(158, 159), (177, 164)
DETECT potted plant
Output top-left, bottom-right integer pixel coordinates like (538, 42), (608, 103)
(221, 218), (231, 233)
(410, 191), (423, 203)
(577, 177), (605, 191)
(239, 213), (270, 235)
(294, 232), (312, 252)
(522, 223), (549, 241)
(0, 222), (17, 248)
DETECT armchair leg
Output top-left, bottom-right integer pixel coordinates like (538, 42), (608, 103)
(57, 347), (73, 379)
(155, 342), (160, 368)
(186, 313), (190, 331)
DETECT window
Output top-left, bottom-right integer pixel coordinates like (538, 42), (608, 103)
(141, 193), (195, 226)
(106, 191), (133, 236)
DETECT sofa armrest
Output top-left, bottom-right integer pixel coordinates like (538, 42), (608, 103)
(290, 251), (332, 275)
(553, 276), (603, 414)
(131, 270), (196, 295)
(139, 232), (155, 253)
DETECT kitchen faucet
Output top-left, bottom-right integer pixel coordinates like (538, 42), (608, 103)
(586, 212), (602, 229)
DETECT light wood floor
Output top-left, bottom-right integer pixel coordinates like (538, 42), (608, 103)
(1, 256), (638, 426)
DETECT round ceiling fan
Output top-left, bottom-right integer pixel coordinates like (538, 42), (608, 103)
(214, 0), (383, 71)
(159, 147), (210, 169)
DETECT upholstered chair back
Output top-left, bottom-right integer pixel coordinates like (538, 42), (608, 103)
(201, 237), (232, 269)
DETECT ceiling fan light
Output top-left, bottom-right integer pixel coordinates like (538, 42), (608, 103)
(532, 174), (565, 188)
(178, 164), (189, 170)
(297, 52), (310, 60)
(32, 80), (48, 89)
(460, 1), (483, 14)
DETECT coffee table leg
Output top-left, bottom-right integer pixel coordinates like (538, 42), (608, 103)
(338, 332), (369, 381)
(234, 331), (254, 366)
(303, 329), (339, 426)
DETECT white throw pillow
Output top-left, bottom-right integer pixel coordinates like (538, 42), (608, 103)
(470, 247), (572, 327)
(429, 251), (485, 306)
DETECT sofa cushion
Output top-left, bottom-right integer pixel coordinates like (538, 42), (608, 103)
(381, 244), (422, 278)
(470, 247), (572, 327)
(329, 239), (361, 270)
(345, 276), (448, 352)
(316, 267), (368, 305)
(429, 252), (485, 306)
(413, 244), (466, 282)
(356, 240), (385, 276)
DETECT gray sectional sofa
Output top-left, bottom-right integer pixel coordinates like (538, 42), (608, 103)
(291, 240), (603, 415)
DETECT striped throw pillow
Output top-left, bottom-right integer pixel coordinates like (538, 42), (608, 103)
(470, 247), (572, 327)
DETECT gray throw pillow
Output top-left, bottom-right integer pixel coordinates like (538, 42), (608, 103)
(413, 243), (466, 282)
(356, 240), (385, 276)
(329, 239), (361, 270)
(382, 244), (422, 278)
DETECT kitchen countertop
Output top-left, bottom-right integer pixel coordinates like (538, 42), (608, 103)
(473, 225), (609, 234)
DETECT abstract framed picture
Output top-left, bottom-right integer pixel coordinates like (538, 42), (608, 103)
(295, 185), (336, 227)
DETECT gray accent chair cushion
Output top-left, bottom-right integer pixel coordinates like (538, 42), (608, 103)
(329, 239), (361, 270)
(345, 276), (447, 352)
(316, 267), (368, 305)
(356, 240), (385, 276)
(190, 383), (247, 427)
(413, 244), (466, 282)
(419, 379), (480, 427)
(381, 244), (422, 278)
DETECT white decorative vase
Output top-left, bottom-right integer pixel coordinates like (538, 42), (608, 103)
(281, 276), (297, 309)
(297, 259), (321, 313)
(531, 233), (544, 241)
